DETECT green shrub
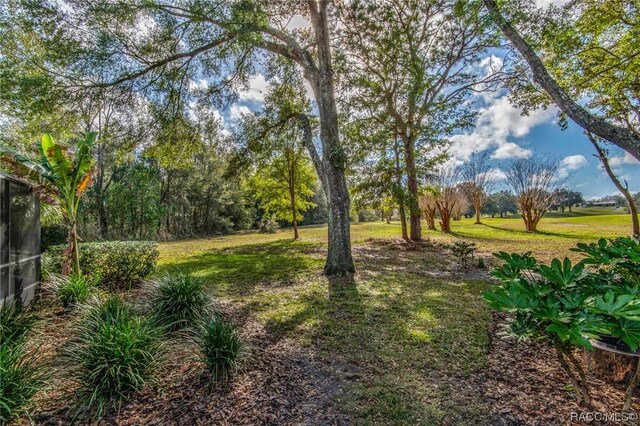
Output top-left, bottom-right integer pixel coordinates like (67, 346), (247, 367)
(0, 302), (36, 347)
(64, 295), (163, 418)
(148, 273), (210, 332)
(51, 274), (96, 309)
(196, 318), (244, 382)
(447, 240), (477, 267)
(484, 237), (640, 407)
(44, 241), (159, 289)
(0, 341), (46, 424)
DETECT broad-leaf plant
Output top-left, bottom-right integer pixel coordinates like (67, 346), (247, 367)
(1, 133), (97, 275)
(485, 237), (640, 408)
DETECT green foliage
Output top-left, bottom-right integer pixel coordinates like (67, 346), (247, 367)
(485, 237), (640, 351)
(148, 273), (210, 332)
(0, 133), (97, 275)
(63, 295), (163, 418)
(447, 241), (477, 267)
(44, 241), (159, 289)
(0, 302), (45, 424)
(50, 273), (96, 309)
(0, 339), (46, 424)
(195, 318), (244, 382)
(0, 302), (36, 347)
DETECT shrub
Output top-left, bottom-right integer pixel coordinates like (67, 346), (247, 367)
(447, 240), (477, 267)
(0, 341), (46, 424)
(51, 274), (96, 309)
(64, 295), (163, 418)
(195, 318), (244, 382)
(44, 241), (159, 289)
(148, 273), (210, 332)
(484, 237), (640, 408)
(259, 219), (279, 234)
(0, 302), (36, 347)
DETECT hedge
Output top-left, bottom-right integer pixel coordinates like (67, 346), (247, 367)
(43, 241), (159, 288)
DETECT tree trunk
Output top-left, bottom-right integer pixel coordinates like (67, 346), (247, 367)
(589, 134), (640, 237)
(474, 199), (482, 224)
(402, 138), (421, 241)
(399, 201), (409, 240)
(62, 222), (80, 276)
(290, 186), (299, 240)
(307, 1), (355, 276)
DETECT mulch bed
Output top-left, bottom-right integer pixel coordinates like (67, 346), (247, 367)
(19, 240), (639, 425)
(480, 312), (639, 426)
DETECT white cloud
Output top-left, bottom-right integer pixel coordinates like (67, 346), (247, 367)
(188, 79), (209, 92)
(286, 14), (311, 30)
(482, 167), (508, 182)
(609, 151), (640, 167)
(238, 74), (270, 103)
(559, 154), (588, 178)
(450, 95), (555, 160)
(229, 104), (251, 121)
(561, 155), (588, 170)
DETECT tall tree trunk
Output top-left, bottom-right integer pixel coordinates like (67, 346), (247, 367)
(474, 199), (482, 224)
(289, 184), (299, 240)
(402, 137), (421, 241)
(307, 1), (355, 275)
(393, 134), (409, 241)
(589, 134), (640, 237)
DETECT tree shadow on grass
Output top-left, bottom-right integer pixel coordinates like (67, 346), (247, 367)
(157, 239), (325, 297)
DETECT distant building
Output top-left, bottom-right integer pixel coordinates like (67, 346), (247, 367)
(583, 201), (618, 207)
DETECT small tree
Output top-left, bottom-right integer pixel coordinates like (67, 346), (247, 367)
(461, 152), (494, 224)
(248, 147), (317, 240)
(418, 194), (437, 231)
(427, 166), (467, 233)
(553, 188), (584, 213)
(1, 133), (96, 275)
(505, 156), (563, 232)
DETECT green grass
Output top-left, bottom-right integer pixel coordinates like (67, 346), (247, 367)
(156, 210), (635, 424)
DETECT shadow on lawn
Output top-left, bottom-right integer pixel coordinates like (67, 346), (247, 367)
(157, 239), (324, 296)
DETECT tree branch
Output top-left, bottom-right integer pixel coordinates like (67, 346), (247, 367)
(483, 0), (640, 161)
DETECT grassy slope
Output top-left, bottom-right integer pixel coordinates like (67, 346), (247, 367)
(157, 209), (635, 424)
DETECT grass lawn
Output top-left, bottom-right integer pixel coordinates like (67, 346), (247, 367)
(155, 208), (637, 424)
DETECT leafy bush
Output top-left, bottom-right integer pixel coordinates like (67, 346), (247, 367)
(0, 302), (45, 424)
(259, 219), (279, 234)
(0, 341), (46, 424)
(148, 273), (210, 332)
(484, 237), (640, 407)
(51, 274), (96, 309)
(447, 240), (477, 267)
(64, 295), (163, 418)
(44, 241), (159, 289)
(0, 302), (36, 347)
(195, 318), (244, 382)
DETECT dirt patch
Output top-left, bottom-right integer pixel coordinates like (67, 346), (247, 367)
(479, 312), (639, 425)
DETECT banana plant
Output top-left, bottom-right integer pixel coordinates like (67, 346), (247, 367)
(0, 133), (97, 275)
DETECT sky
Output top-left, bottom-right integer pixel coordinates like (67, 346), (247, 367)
(209, 2), (639, 200)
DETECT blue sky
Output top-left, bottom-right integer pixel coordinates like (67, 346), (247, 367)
(214, 71), (639, 200)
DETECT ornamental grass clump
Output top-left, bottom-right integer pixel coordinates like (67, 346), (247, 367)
(147, 273), (210, 332)
(64, 295), (163, 418)
(50, 273), (96, 309)
(0, 302), (45, 424)
(194, 317), (244, 383)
